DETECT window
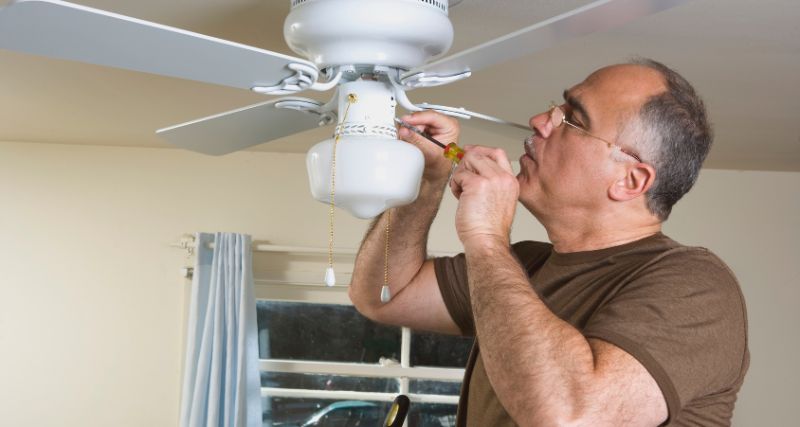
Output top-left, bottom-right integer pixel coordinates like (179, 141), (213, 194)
(256, 299), (473, 427)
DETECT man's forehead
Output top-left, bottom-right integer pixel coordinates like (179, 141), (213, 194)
(570, 64), (666, 107)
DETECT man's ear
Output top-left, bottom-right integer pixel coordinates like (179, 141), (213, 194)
(608, 163), (656, 202)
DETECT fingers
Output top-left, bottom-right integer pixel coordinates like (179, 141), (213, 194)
(449, 159), (501, 201)
(396, 111), (462, 182)
(453, 146), (514, 182)
(461, 145), (514, 174)
(449, 173), (462, 200)
(398, 111), (460, 144)
(449, 145), (515, 199)
(396, 126), (426, 146)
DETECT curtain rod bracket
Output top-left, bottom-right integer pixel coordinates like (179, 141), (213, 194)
(170, 234), (196, 257)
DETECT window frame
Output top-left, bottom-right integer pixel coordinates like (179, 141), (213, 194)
(255, 280), (465, 406)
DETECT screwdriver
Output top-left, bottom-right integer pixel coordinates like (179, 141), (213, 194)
(394, 117), (464, 164)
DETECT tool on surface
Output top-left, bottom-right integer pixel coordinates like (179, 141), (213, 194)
(383, 394), (410, 427)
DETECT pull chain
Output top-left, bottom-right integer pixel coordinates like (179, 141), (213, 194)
(381, 210), (392, 303)
(324, 93), (357, 287)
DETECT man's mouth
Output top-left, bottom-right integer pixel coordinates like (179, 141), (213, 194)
(524, 135), (536, 161)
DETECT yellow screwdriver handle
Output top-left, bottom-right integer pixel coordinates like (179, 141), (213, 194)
(444, 142), (464, 164)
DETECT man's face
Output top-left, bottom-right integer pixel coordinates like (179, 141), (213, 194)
(516, 65), (663, 219)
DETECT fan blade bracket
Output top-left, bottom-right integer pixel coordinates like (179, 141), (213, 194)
(416, 103), (530, 131)
(308, 68), (343, 92)
(250, 64), (345, 95)
(400, 70), (472, 89)
(251, 63), (318, 95)
(273, 98), (324, 113)
(416, 103), (472, 120)
(273, 98), (337, 126)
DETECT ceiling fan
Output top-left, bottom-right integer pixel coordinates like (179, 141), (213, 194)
(0, 0), (689, 218)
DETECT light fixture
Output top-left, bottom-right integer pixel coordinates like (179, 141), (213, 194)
(306, 79), (425, 219)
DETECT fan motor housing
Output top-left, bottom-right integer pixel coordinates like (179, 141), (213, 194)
(284, 0), (454, 70)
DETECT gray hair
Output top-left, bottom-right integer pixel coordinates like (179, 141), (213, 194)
(628, 58), (713, 220)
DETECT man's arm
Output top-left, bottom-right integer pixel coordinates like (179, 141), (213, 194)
(465, 240), (667, 426)
(349, 111), (461, 335)
(451, 146), (667, 425)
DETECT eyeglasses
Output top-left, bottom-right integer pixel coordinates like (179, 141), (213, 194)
(547, 103), (643, 163)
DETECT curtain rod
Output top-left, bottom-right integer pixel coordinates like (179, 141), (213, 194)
(172, 234), (455, 279)
(170, 235), (356, 256)
(171, 234), (454, 257)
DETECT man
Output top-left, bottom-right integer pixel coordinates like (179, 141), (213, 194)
(349, 59), (749, 426)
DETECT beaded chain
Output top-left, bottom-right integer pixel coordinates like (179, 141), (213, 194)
(324, 93), (357, 287)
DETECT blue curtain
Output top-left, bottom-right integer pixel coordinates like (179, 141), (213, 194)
(180, 232), (262, 427)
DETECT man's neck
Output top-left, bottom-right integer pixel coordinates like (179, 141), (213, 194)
(544, 214), (662, 253)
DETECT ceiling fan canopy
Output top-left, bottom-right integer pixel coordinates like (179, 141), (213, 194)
(0, 0), (692, 218)
(284, 0), (454, 70)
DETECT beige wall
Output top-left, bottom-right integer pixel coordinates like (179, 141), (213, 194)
(662, 169), (800, 426)
(0, 141), (797, 426)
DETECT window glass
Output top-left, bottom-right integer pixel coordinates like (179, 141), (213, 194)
(263, 397), (391, 427)
(263, 397), (457, 427)
(410, 331), (474, 367)
(257, 300), (468, 427)
(257, 301), (401, 362)
(408, 379), (461, 396)
(261, 372), (399, 394)
(407, 402), (458, 427)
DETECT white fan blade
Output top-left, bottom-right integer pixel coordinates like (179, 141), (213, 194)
(0, 0), (316, 91)
(403, 0), (691, 81)
(157, 97), (326, 156)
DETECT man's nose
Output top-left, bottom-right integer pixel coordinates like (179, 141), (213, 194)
(529, 110), (553, 138)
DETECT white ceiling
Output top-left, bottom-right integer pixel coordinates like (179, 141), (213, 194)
(1, 0), (798, 171)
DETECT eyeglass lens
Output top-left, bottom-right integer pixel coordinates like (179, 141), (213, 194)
(549, 105), (565, 128)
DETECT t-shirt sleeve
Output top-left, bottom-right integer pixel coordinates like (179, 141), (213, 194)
(582, 248), (748, 422)
(434, 252), (474, 336)
(433, 241), (553, 337)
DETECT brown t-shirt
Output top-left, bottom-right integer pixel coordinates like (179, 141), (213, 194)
(433, 233), (749, 426)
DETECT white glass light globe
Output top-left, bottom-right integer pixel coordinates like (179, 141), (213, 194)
(307, 136), (425, 219)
